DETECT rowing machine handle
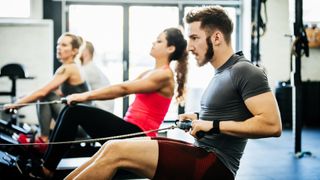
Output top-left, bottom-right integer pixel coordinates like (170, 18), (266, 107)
(4, 108), (18, 115)
(175, 120), (205, 139)
(60, 98), (78, 106)
(60, 97), (68, 104)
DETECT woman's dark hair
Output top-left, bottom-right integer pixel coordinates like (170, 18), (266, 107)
(163, 28), (188, 104)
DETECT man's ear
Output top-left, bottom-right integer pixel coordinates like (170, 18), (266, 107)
(211, 31), (223, 46)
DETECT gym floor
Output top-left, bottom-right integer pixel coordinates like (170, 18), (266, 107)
(236, 127), (320, 180)
(166, 126), (320, 180)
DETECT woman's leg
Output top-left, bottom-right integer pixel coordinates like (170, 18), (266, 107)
(42, 104), (143, 172)
(36, 92), (62, 137)
(65, 137), (158, 180)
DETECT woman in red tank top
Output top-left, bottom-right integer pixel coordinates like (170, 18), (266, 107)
(20, 28), (188, 178)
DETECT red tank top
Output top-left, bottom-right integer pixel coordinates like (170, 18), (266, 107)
(124, 92), (172, 137)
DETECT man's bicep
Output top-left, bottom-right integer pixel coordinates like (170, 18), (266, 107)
(244, 91), (282, 137)
(244, 92), (277, 116)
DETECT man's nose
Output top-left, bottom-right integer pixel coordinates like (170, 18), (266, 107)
(187, 43), (194, 52)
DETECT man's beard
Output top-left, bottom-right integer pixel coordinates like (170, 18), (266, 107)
(198, 36), (214, 66)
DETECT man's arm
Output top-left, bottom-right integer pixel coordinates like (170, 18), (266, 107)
(190, 92), (282, 139)
(220, 91), (282, 138)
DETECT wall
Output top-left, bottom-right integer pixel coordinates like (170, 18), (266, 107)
(0, 0), (52, 124)
(259, 0), (291, 90)
(259, 0), (320, 91)
(241, 0), (252, 59)
(301, 49), (320, 81)
(0, 19), (53, 124)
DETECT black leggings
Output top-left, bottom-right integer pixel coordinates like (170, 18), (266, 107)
(43, 104), (144, 170)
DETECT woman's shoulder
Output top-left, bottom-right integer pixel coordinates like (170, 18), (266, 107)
(55, 63), (79, 75)
(63, 63), (79, 69)
(149, 67), (173, 81)
(65, 63), (82, 71)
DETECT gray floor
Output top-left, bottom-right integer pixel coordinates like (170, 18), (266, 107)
(236, 128), (320, 180)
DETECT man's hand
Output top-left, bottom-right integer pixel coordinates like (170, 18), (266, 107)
(177, 113), (198, 132)
(178, 113), (198, 121)
(190, 120), (213, 137)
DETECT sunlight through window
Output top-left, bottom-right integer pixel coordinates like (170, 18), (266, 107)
(0, 0), (30, 18)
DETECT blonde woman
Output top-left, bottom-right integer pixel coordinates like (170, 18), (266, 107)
(5, 33), (91, 143)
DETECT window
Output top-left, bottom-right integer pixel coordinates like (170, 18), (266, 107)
(129, 6), (179, 120)
(68, 5), (124, 116)
(66, 2), (241, 118)
(0, 0), (30, 18)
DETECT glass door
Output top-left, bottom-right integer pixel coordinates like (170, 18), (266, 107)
(67, 3), (240, 119)
(68, 5), (124, 116)
(129, 6), (179, 120)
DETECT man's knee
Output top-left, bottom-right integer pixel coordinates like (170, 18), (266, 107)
(98, 140), (126, 165)
(101, 140), (125, 155)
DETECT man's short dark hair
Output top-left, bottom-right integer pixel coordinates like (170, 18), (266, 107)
(185, 6), (233, 44)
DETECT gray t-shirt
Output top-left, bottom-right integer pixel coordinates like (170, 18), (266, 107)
(194, 51), (271, 176)
(81, 61), (114, 112)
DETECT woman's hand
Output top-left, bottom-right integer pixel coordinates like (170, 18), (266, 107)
(66, 92), (89, 105)
(3, 103), (20, 112)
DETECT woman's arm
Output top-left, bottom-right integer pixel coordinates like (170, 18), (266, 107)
(7, 66), (70, 108)
(67, 68), (172, 103)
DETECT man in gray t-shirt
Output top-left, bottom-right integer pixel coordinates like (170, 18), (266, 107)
(80, 40), (114, 113)
(194, 51), (271, 176)
(180, 6), (282, 178)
